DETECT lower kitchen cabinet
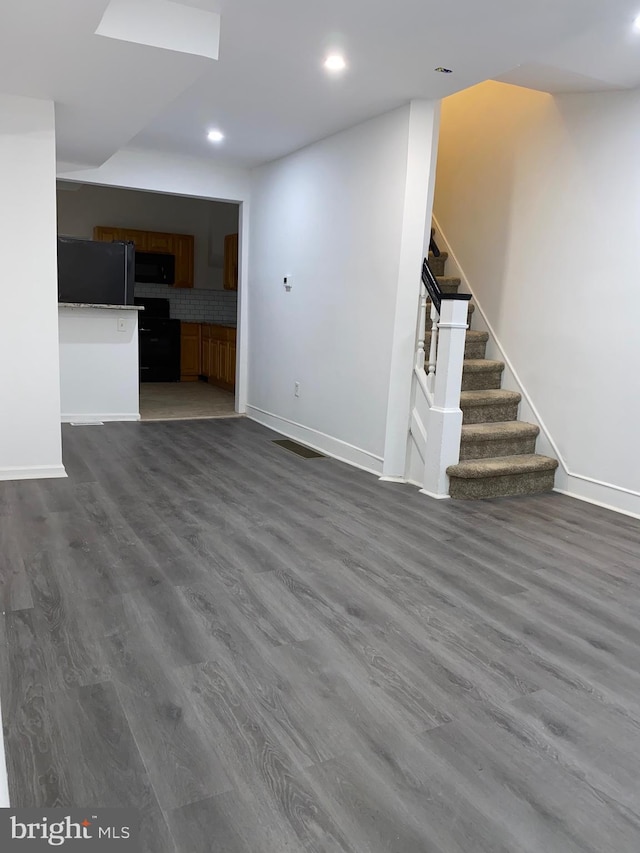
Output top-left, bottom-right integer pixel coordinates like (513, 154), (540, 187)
(180, 322), (201, 381)
(201, 324), (236, 391)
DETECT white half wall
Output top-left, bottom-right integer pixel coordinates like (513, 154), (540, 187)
(248, 104), (440, 474)
(435, 81), (640, 518)
(58, 307), (140, 423)
(0, 95), (64, 481)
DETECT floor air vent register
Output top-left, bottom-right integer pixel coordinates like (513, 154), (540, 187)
(272, 439), (325, 459)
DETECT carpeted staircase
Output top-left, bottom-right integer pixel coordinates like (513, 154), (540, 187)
(425, 249), (558, 499)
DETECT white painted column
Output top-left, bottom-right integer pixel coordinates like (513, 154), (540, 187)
(421, 299), (469, 498)
(0, 95), (65, 481)
(381, 99), (441, 480)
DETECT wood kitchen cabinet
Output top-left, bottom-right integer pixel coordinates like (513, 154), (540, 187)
(147, 232), (174, 253)
(173, 234), (195, 289)
(93, 226), (195, 288)
(223, 233), (238, 290)
(201, 324), (236, 391)
(178, 321), (236, 388)
(93, 226), (125, 245)
(180, 322), (201, 381)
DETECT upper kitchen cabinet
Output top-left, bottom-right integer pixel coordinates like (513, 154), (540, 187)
(173, 234), (195, 289)
(223, 233), (238, 290)
(93, 226), (195, 288)
(146, 232), (174, 253)
(93, 225), (124, 244)
(94, 225), (147, 251)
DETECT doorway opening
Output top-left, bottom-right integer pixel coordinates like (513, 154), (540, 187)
(56, 182), (241, 421)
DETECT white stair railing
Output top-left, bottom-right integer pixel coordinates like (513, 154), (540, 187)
(410, 258), (470, 499)
(426, 302), (438, 395)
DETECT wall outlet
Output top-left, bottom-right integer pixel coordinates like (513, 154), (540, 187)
(294, 381), (300, 397)
(117, 317), (127, 333)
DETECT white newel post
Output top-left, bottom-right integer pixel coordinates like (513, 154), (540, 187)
(421, 298), (470, 499)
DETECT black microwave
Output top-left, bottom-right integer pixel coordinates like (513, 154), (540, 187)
(135, 250), (175, 285)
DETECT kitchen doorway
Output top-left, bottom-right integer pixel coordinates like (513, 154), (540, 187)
(56, 182), (242, 423)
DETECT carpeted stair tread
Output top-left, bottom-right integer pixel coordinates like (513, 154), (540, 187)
(462, 359), (504, 374)
(461, 421), (539, 442)
(426, 329), (488, 343)
(460, 360), (505, 391)
(460, 389), (521, 423)
(436, 276), (461, 293)
(463, 330), (488, 342)
(447, 454), (559, 479)
(425, 319), (487, 360)
(427, 253), (448, 275)
(460, 389), (521, 406)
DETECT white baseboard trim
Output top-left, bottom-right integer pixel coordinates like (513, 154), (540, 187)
(246, 406), (384, 477)
(419, 488), (451, 500)
(379, 476), (407, 483)
(0, 464), (67, 482)
(555, 475), (640, 521)
(61, 413), (140, 424)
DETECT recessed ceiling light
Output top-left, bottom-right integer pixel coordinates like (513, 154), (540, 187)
(207, 129), (224, 143)
(324, 54), (347, 73)
(435, 67), (453, 74)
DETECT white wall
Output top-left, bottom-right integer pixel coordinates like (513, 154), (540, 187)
(58, 307), (140, 423)
(248, 105), (435, 473)
(0, 95), (64, 481)
(57, 148), (250, 202)
(56, 184), (238, 290)
(435, 81), (640, 517)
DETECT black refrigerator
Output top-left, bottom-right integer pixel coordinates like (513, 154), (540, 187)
(57, 236), (135, 305)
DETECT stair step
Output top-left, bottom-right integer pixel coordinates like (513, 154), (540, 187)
(428, 252), (448, 276)
(436, 276), (461, 294)
(459, 421), (540, 460)
(462, 359), (504, 391)
(460, 389), (521, 424)
(447, 454), (559, 500)
(425, 329), (488, 360)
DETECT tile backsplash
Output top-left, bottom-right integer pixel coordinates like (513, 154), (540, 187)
(134, 283), (237, 325)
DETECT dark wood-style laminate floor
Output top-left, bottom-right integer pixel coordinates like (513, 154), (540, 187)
(1, 419), (640, 852)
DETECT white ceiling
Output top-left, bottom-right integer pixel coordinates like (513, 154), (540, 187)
(1, 0), (639, 170)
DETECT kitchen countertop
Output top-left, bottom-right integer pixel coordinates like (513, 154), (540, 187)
(58, 302), (144, 311)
